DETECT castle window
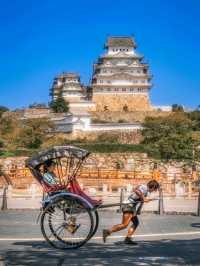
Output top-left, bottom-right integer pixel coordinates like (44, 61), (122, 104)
(114, 88), (119, 91)
(104, 106), (109, 111)
(107, 88), (111, 91)
(143, 69), (147, 74)
(138, 88), (143, 92)
(123, 105), (129, 112)
(130, 88), (134, 92)
(122, 88), (126, 91)
(137, 70), (141, 73)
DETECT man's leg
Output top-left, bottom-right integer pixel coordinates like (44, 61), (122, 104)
(127, 215), (139, 238)
(103, 212), (133, 243)
(124, 216), (139, 245)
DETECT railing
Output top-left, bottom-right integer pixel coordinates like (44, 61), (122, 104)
(0, 183), (199, 215)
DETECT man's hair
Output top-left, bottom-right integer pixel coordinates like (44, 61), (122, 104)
(44, 159), (56, 173)
(147, 179), (160, 190)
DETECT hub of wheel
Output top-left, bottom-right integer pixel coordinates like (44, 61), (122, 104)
(64, 216), (80, 234)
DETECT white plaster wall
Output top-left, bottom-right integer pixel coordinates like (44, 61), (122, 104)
(87, 123), (142, 131)
(72, 116), (91, 131)
(108, 47), (135, 55)
(111, 80), (136, 85)
(69, 102), (96, 108)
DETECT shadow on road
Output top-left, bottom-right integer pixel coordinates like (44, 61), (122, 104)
(191, 223), (200, 228)
(1, 238), (200, 265)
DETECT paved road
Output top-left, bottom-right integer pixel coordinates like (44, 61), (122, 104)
(0, 210), (200, 265)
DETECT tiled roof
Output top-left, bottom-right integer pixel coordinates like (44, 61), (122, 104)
(105, 36), (136, 48)
(55, 72), (80, 79)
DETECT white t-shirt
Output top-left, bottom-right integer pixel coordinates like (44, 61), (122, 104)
(43, 172), (57, 185)
(128, 184), (149, 204)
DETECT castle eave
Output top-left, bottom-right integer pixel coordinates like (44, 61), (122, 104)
(105, 36), (136, 48)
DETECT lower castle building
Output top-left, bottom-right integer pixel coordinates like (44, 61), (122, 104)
(51, 36), (152, 112)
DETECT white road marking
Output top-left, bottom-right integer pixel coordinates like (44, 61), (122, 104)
(0, 231), (200, 241)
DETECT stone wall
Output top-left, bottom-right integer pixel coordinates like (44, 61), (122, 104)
(91, 110), (171, 123)
(0, 154), (199, 193)
(23, 108), (50, 119)
(92, 94), (152, 112)
(71, 130), (142, 144)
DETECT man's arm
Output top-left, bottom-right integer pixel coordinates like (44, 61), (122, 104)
(133, 187), (153, 203)
(132, 188), (145, 202)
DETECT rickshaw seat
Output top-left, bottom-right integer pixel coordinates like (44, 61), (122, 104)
(68, 179), (102, 207)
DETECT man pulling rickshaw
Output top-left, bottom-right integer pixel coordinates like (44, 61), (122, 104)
(103, 180), (160, 245)
(23, 145), (160, 249)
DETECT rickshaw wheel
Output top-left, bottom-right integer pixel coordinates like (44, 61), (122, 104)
(40, 195), (94, 249)
(90, 210), (99, 238)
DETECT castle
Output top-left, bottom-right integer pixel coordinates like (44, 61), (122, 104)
(51, 36), (152, 113)
(22, 36), (170, 134)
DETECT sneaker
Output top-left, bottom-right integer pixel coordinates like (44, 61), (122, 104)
(124, 237), (138, 245)
(102, 229), (110, 243)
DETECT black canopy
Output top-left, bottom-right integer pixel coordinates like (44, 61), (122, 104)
(26, 145), (90, 169)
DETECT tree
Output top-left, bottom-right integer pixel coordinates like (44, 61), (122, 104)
(17, 118), (54, 149)
(0, 139), (4, 148)
(49, 93), (69, 113)
(0, 113), (21, 150)
(172, 104), (184, 112)
(0, 106), (9, 118)
(29, 103), (47, 109)
(187, 110), (200, 131)
(142, 112), (198, 160)
(0, 113), (54, 151)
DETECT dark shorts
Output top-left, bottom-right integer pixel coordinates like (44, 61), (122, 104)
(122, 203), (137, 214)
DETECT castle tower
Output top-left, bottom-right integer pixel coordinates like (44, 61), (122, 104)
(91, 36), (152, 111)
(51, 72), (85, 103)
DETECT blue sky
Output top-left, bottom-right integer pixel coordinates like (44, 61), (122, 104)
(0, 0), (199, 109)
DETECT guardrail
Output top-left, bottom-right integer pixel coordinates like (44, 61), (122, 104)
(0, 184), (200, 215)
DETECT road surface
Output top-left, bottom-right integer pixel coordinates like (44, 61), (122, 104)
(0, 210), (200, 265)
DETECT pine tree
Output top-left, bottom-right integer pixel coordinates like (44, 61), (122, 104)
(49, 93), (69, 113)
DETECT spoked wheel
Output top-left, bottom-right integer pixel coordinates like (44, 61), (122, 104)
(41, 195), (94, 249)
(90, 210), (99, 239)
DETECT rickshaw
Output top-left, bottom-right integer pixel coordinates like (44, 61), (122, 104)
(26, 145), (104, 250)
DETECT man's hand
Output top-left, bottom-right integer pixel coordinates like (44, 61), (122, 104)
(144, 198), (152, 203)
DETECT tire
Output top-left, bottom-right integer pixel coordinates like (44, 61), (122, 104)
(89, 210), (99, 239)
(40, 195), (94, 249)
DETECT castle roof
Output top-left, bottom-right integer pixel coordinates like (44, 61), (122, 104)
(105, 36), (136, 48)
(100, 51), (143, 59)
(55, 72), (80, 80)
